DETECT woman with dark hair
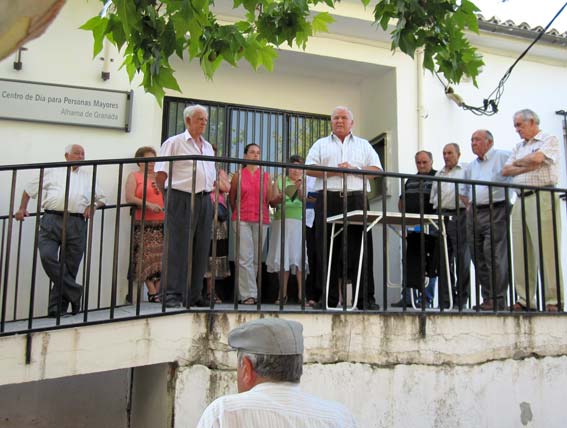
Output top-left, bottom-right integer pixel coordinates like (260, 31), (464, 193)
(229, 143), (274, 305)
(266, 155), (309, 305)
(125, 146), (164, 302)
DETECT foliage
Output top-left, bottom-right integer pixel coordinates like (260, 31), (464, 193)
(81, 0), (485, 104)
(372, 0), (484, 86)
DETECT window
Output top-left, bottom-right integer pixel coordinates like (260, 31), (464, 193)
(162, 97), (331, 174)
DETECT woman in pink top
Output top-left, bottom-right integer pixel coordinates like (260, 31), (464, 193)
(229, 143), (274, 305)
(125, 146), (165, 303)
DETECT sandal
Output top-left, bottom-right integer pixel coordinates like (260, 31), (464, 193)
(305, 299), (317, 307)
(241, 297), (256, 305)
(274, 296), (288, 305)
(148, 292), (161, 303)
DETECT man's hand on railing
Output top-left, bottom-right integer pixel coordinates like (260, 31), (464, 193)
(14, 208), (29, 221)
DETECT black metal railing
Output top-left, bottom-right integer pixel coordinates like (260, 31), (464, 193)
(0, 155), (565, 337)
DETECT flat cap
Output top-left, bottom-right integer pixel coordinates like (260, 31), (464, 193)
(228, 318), (303, 355)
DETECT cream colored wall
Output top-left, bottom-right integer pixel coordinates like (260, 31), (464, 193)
(2, 312), (567, 427)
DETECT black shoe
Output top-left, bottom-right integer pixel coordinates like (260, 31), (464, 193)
(191, 299), (209, 308)
(47, 310), (67, 318)
(70, 302), (81, 315)
(358, 302), (380, 311)
(391, 298), (410, 308)
(165, 299), (182, 308)
(312, 301), (324, 310)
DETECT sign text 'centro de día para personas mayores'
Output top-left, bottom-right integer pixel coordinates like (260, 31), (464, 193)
(0, 79), (134, 132)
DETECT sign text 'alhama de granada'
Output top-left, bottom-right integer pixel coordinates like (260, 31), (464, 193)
(0, 79), (133, 132)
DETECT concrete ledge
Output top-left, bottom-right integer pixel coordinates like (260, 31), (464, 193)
(1, 312), (566, 386)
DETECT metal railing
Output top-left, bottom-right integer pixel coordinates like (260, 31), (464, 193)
(0, 155), (565, 337)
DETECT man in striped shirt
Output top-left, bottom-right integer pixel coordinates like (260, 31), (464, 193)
(197, 318), (357, 428)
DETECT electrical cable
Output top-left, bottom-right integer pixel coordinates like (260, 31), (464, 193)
(438, 1), (567, 116)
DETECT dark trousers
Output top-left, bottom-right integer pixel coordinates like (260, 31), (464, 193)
(163, 189), (212, 305)
(305, 224), (320, 302)
(467, 204), (511, 304)
(439, 210), (471, 308)
(39, 213), (86, 313)
(314, 191), (376, 307)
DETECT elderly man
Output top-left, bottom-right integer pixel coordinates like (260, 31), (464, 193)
(462, 130), (511, 311)
(430, 143), (470, 309)
(305, 106), (382, 310)
(393, 151), (437, 308)
(502, 109), (564, 312)
(197, 318), (357, 427)
(15, 144), (106, 317)
(155, 104), (218, 308)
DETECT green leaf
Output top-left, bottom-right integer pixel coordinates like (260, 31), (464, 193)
(157, 67), (182, 92)
(312, 12), (334, 34)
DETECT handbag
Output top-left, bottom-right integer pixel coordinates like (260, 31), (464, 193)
(211, 192), (229, 222)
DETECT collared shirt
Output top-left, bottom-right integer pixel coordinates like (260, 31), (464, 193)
(196, 382), (358, 428)
(461, 148), (511, 205)
(154, 129), (216, 193)
(305, 133), (382, 192)
(504, 131), (560, 187)
(430, 164), (466, 210)
(25, 166), (106, 214)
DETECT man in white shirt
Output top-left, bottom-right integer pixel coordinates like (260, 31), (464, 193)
(155, 105), (217, 308)
(15, 144), (106, 317)
(430, 143), (470, 309)
(502, 109), (563, 312)
(461, 130), (511, 311)
(305, 106), (382, 310)
(197, 318), (358, 428)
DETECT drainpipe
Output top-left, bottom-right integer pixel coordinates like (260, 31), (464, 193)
(556, 109), (567, 188)
(416, 48), (425, 150)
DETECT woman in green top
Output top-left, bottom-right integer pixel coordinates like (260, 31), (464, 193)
(267, 155), (309, 305)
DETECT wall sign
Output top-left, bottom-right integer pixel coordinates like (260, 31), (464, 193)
(0, 79), (133, 132)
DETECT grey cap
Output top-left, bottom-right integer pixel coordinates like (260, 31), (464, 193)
(228, 318), (304, 355)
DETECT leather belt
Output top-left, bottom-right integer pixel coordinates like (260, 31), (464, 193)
(44, 210), (84, 219)
(444, 208), (467, 214)
(325, 190), (364, 198)
(518, 191), (535, 198)
(476, 200), (507, 210)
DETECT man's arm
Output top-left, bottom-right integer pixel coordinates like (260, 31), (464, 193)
(502, 151), (544, 176)
(14, 191), (31, 221)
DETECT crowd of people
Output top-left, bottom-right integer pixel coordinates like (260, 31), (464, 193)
(14, 105), (564, 316)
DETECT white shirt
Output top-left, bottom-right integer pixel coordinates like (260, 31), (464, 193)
(305, 133), (382, 192)
(430, 164), (466, 210)
(305, 175), (316, 228)
(504, 131), (560, 188)
(155, 129), (216, 193)
(25, 166), (106, 213)
(461, 148), (511, 205)
(196, 382), (358, 428)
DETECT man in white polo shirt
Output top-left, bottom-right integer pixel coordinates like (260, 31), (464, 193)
(15, 144), (106, 317)
(155, 104), (218, 308)
(305, 106), (382, 310)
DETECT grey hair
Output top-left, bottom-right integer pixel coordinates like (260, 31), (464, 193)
(65, 144), (83, 154)
(184, 104), (208, 120)
(514, 109), (540, 125)
(415, 150), (433, 161)
(237, 351), (303, 383)
(331, 106), (354, 121)
(445, 143), (461, 155)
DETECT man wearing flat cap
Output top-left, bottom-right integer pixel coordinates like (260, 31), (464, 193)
(197, 318), (357, 428)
